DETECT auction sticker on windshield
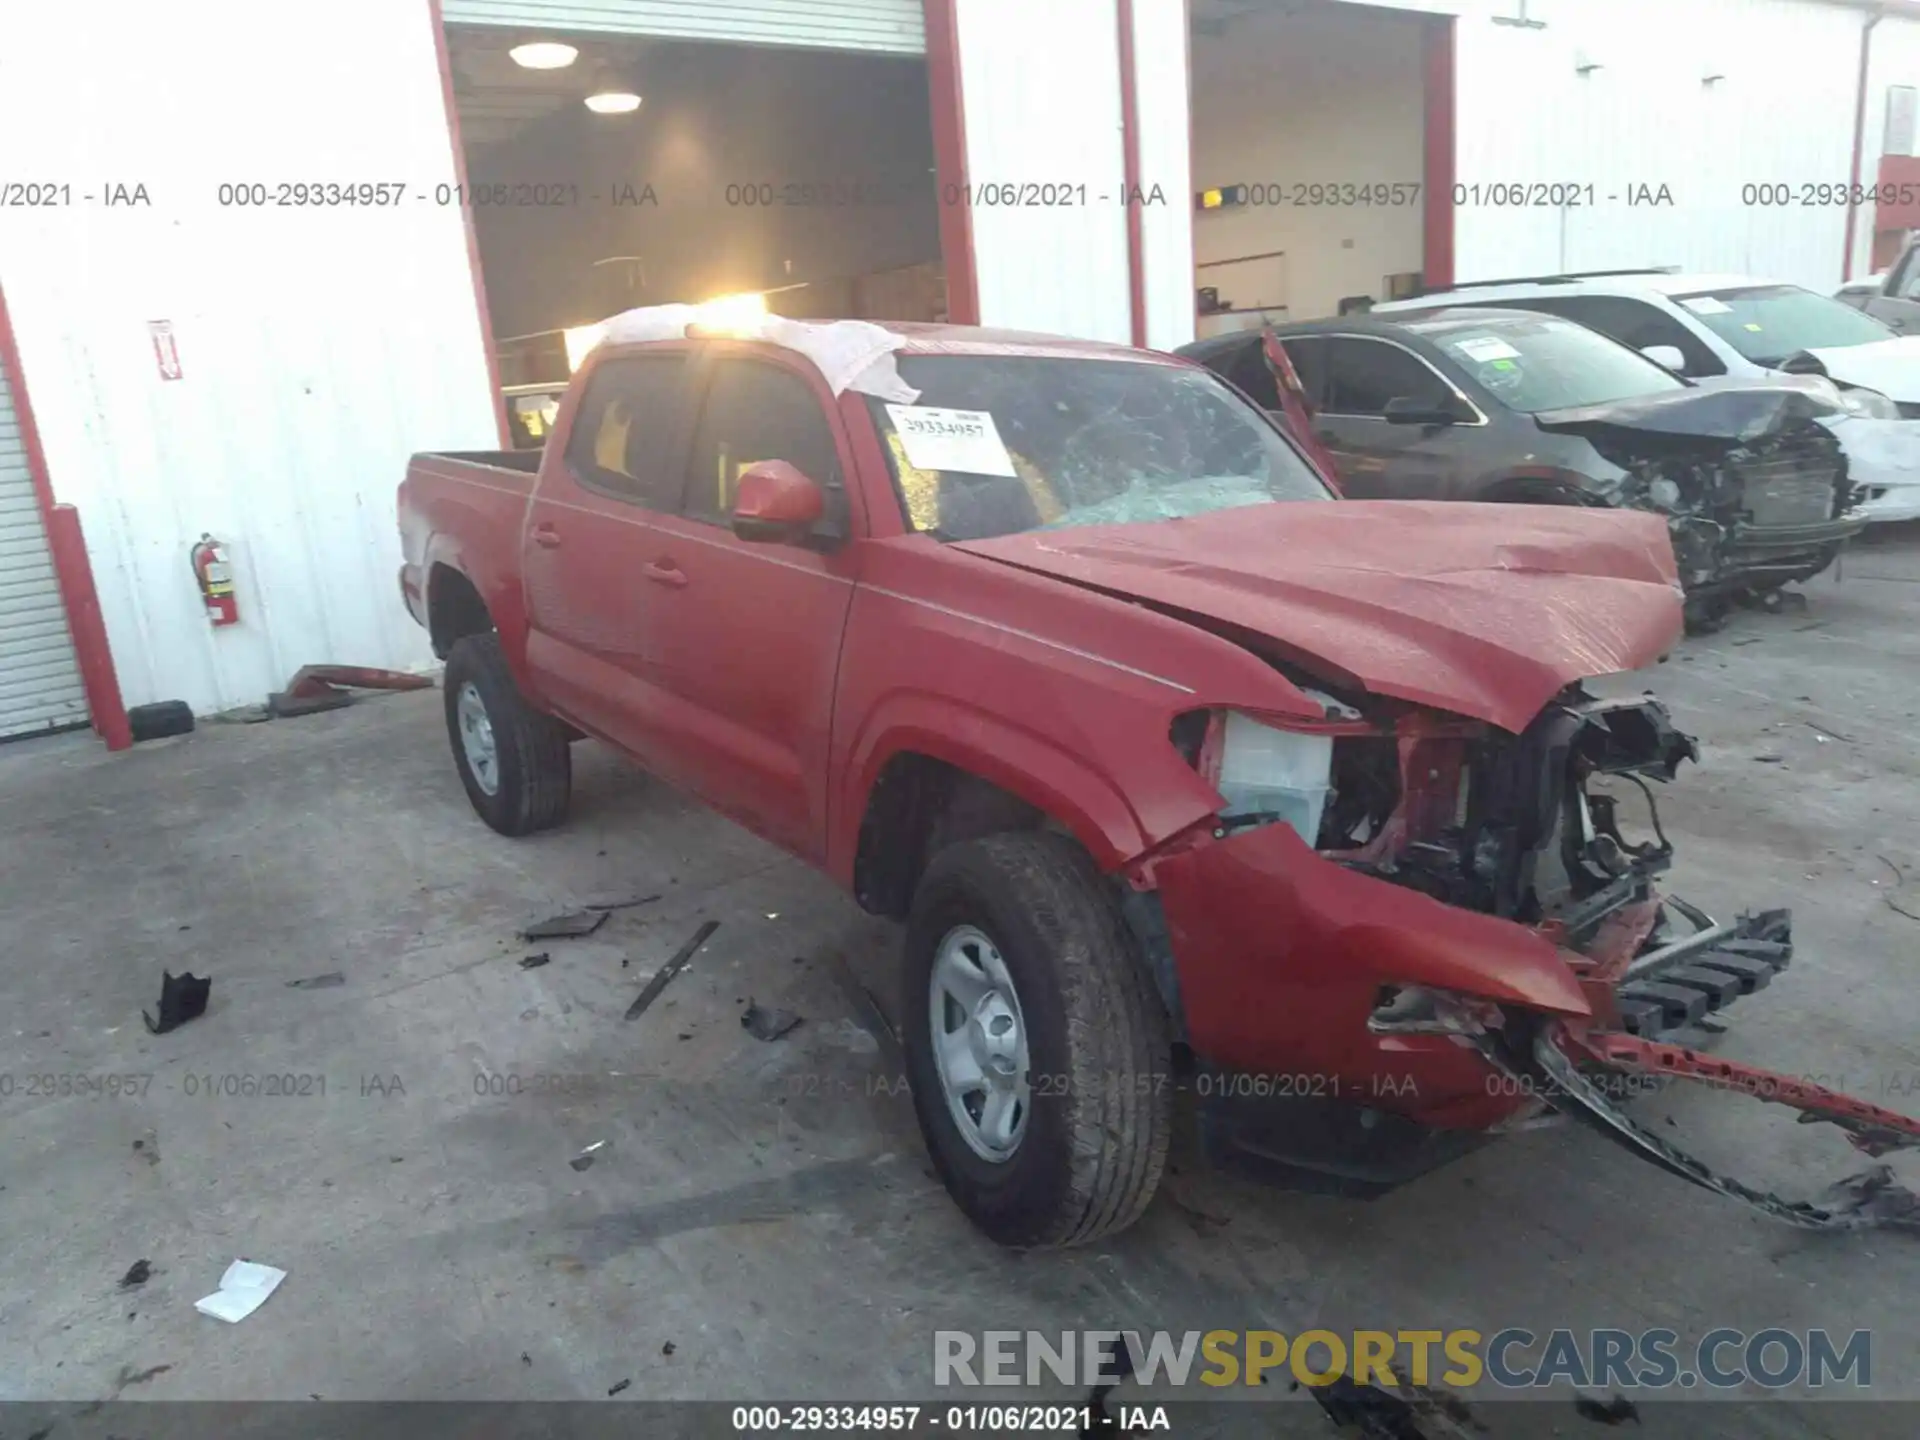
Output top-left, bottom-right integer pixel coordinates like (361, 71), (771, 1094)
(885, 405), (1017, 477)
(1452, 335), (1521, 363)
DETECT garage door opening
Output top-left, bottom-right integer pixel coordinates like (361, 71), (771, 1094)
(440, 19), (946, 440)
(1188, 0), (1444, 341)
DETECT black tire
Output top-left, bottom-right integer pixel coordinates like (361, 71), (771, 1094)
(443, 633), (572, 836)
(902, 832), (1172, 1248)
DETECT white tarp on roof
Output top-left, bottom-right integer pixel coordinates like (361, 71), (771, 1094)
(597, 305), (920, 402)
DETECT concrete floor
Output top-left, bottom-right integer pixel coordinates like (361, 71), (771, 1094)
(2, 528), (1919, 1437)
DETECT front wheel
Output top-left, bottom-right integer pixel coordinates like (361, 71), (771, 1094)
(443, 633), (572, 836)
(902, 832), (1173, 1248)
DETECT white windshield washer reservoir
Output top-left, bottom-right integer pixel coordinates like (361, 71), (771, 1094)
(1215, 709), (1336, 845)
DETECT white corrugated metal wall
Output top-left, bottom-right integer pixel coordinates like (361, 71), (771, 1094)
(953, 0), (1133, 343)
(1444, 0), (1868, 290)
(0, 0), (499, 718)
(0, 364), (88, 738)
(1132, 0), (1197, 351)
(441, 0), (925, 52)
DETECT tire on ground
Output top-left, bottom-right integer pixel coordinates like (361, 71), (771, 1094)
(902, 831), (1173, 1248)
(443, 632), (572, 836)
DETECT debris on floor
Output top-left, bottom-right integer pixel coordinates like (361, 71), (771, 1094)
(518, 953), (552, 970)
(194, 1259), (286, 1324)
(112, 1361), (174, 1393)
(570, 1141), (605, 1172)
(584, 893), (661, 912)
(741, 1000), (802, 1042)
(142, 971), (211, 1035)
(118, 1259), (152, 1290)
(607, 1379), (631, 1396)
(523, 910), (609, 942)
(661, 1341), (676, 1356)
(267, 664), (434, 720)
(1305, 1374), (1483, 1438)
(624, 921), (720, 1022)
(285, 971), (345, 990)
(1824, 1165), (1920, 1227)
(127, 700), (195, 742)
(1573, 1392), (1641, 1425)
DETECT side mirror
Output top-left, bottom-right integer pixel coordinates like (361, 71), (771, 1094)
(1640, 344), (1687, 373)
(1383, 395), (1466, 426)
(732, 460), (826, 545)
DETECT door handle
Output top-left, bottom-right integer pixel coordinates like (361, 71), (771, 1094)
(530, 524), (562, 550)
(642, 559), (688, 588)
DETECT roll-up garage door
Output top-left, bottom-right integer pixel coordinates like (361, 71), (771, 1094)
(439, 0), (926, 55)
(0, 365), (87, 740)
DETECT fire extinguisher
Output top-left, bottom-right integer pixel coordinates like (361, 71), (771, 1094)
(189, 534), (239, 627)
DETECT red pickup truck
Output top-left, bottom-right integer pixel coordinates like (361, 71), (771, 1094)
(399, 314), (1919, 1247)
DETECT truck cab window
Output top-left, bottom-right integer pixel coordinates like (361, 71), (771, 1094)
(563, 356), (687, 509)
(683, 360), (843, 527)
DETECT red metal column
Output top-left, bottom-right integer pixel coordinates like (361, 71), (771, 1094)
(0, 283), (132, 751)
(428, 0), (512, 446)
(922, 0), (981, 325)
(1421, 15), (1457, 290)
(1118, 0), (1148, 348)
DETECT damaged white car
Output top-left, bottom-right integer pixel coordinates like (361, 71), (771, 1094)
(1377, 270), (1920, 523)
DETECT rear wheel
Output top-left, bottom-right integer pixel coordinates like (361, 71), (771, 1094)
(443, 633), (572, 836)
(902, 832), (1172, 1248)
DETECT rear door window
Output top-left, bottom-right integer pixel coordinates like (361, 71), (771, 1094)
(1320, 337), (1453, 416)
(563, 355), (689, 509)
(1278, 337), (1328, 408)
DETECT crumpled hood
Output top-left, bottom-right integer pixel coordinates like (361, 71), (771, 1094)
(1790, 334), (1920, 402)
(952, 501), (1683, 734)
(1533, 377), (1842, 445)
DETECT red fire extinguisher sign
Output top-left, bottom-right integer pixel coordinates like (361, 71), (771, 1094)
(190, 534), (239, 627)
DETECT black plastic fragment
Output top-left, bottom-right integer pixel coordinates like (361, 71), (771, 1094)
(143, 971), (211, 1034)
(119, 1259), (152, 1289)
(607, 1379), (630, 1397)
(625, 921), (720, 1022)
(585, 894), (661, 912)
(518, 953), (551, 970)
(741, 1001), (802, 1042)
(523, 910), (608, 941)
(1574, 1392), (1641, 1425)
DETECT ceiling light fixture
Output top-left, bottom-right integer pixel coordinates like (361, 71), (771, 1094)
(584, 63), (641, 114)
(509, 40), (579, 70)
(584, 87), (642, 114)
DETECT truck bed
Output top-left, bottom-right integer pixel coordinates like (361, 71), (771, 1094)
(396, 450), (540, 634)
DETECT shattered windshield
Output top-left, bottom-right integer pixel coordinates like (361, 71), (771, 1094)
(867, 354), (1333, 542)
(1421, 315), (1686, 413)
(1674, 284), (1896, 366)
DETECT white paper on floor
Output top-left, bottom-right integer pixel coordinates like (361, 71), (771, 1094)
(194, 1259), (286, 1323)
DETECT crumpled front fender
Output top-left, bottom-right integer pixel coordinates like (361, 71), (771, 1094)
(1155, 820), (1590, 1083)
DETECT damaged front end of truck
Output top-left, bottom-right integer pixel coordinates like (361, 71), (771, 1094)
(960, 498), (1917, 1229)
(1139, 685), (1920, 1231)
